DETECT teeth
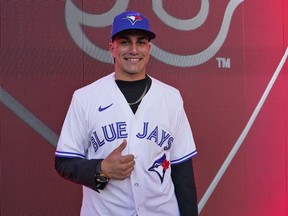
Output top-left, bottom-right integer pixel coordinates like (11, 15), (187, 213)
(126, 58), (140, 61)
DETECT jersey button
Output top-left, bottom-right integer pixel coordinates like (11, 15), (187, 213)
(134, 183), (139, 187)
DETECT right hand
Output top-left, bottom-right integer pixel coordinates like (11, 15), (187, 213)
(101, 139), (135, 180)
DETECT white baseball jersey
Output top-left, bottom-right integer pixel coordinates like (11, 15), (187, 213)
(56, 72), (197, 216)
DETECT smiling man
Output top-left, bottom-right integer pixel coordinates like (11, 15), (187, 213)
(55, 11), (198, 216)
(110, 30), (151, 80)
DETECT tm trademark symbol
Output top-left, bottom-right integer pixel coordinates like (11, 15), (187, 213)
(216, 57), (231, 68)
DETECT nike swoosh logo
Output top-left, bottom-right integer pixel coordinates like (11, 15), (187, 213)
(98, 103), (113, 112)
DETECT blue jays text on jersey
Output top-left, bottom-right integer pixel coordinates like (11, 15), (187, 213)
(91, 121), (173, 153)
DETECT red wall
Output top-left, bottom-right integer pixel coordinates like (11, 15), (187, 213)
(1, 0), (287, 215)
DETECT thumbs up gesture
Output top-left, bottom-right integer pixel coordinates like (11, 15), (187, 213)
(101, 140), (135, 180)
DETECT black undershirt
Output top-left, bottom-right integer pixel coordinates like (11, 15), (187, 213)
(115, 75), (152, 113)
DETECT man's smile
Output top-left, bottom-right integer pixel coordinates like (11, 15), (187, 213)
(124, 57), (142, 62)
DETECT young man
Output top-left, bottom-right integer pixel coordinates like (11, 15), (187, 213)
(55, 11), (198, 216)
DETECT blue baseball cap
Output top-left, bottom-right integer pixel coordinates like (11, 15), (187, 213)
(111, 11), (156, 41)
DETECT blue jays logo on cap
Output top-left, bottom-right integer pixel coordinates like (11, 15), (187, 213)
(123, 14), (142, 25)
(111, 11), (156, 41)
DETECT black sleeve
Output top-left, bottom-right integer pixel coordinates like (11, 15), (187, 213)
(171, 158), (198, 216)
(55, 156), (100, 191)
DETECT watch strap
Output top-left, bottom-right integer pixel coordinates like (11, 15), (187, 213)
(95, 159), (109, 192)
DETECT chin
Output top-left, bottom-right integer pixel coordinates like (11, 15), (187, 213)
(125, 69), (141, 75)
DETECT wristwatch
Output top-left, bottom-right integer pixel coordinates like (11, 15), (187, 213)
(95, 159), (109, 191)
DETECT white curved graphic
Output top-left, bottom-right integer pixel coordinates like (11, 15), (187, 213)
(150, 0), (243, 67)
(65, 0), (129, 64)
(152, 0), (209, 31)
(65, 0), (244, 67)
(198, 47), (288, 213)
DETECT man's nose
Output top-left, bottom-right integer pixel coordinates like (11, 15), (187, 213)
(129, 43), (138, 54)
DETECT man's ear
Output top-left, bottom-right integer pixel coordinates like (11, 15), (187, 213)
(109, 42), (115, 58)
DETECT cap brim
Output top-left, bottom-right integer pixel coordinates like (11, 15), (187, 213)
(111, 29), (156, 41)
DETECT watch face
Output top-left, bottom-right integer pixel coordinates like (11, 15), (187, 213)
(96, 174), (109, 183)
(95, 174), (109, 190)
